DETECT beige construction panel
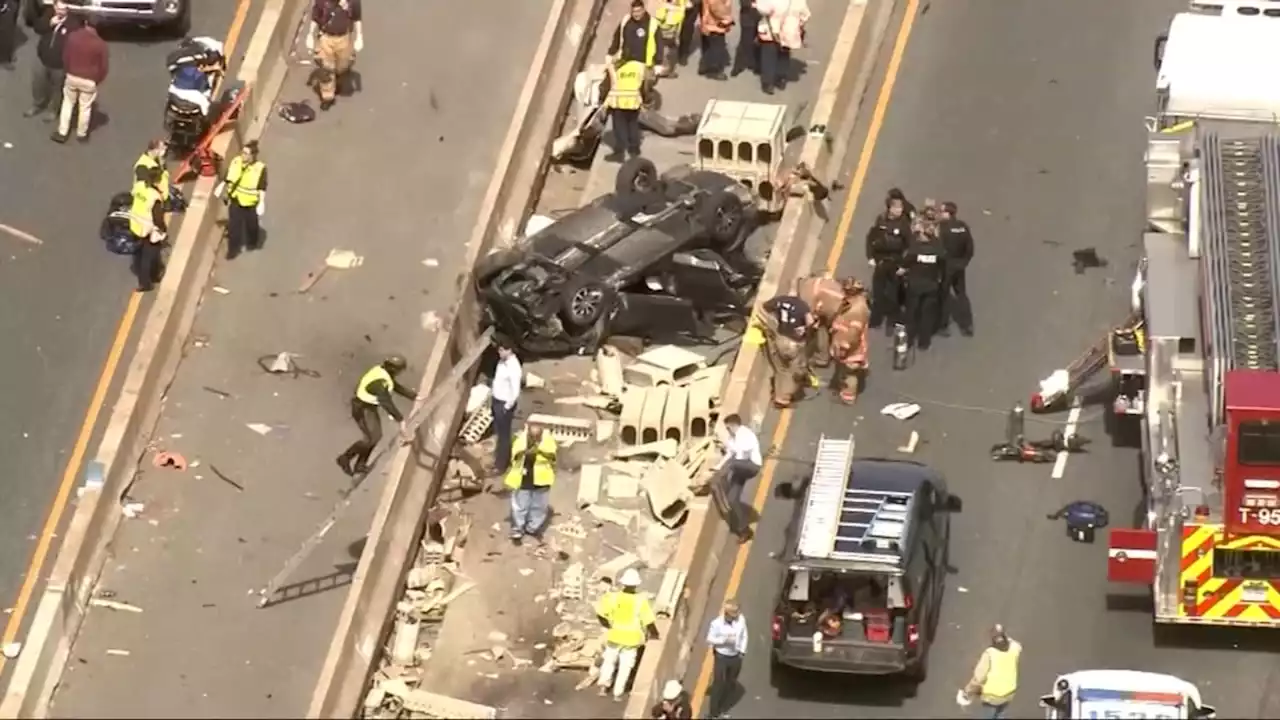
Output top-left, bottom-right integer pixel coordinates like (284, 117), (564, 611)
(661, 386), (690, 444)
(680, 364), (729, 403)
(577, 464), (603, 508)
(636, 345), (707, 384)
(619, 387), (645, 445)
(639, 386), (670, 445)
(687, 379), (714, 439)
(596, 347), (626, 397)
(623, 362), (672, 388)
(695, 99), (787, 202)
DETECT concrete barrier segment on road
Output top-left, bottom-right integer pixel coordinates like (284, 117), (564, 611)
(304, 0), (607, 715)
(622, 1), (907, 716)
(0, 0), (310, 716)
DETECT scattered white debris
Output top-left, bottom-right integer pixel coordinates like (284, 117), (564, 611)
(90, 598), (143, 613)
(326, 249), (365, 269)
(212, 286), (231, 295)
(958, 586), (969, 593)
(106, 649), (131, 657)
(2, 642), (21, 658)
(246, 423), (274, 436)
(881, 402), (921, 421)
(2, 142), (12, 150)
(421, 311), (442, 331)
(268, 351), (295, 374)
(122, 502), (145, 519)
(519, 568), (534, 577)
(897, 430), (919, 454)
(422, 258), (440, 267)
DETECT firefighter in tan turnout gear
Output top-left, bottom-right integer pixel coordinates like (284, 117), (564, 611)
(757, 293), (816, 408)
(795, 274), (866, 368)
(829, 281), (871, 404)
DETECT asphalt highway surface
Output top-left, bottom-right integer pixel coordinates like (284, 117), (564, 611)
(0, 1), (241, 678)
(688, 0), (1280, 717)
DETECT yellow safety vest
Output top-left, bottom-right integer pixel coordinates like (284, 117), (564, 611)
(596, 590), (655, 647)
(225, 156), (266, 207)
(133, 153), (170, 201)
(981, 645), (1020, 702)
(608, 61), (646, 111)
(504, 432), (558, 489)
(615, 17), (658, 66)
(128, 181), (162, 237)
(355, 365), (393, 406)
(655, 1), (686, 30)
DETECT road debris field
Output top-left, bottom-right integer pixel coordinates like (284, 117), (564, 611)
(361, 0), (850, 715)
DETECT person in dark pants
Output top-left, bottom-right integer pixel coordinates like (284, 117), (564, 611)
(25, 0), (72, 118)
(704, 599), (747, 720)
(697, 0), (732, 79)
(716, 414), (762, 542)
(0, 0), (17, 70)
(128, 166), (168, 293)
(866, 195), (912, 333)
(730, 0), (759, 77)
(490, 342), (523, 475)
(336, 355), (417, 476)
(902, 222), (946, 351)
(604, 57), (650, 161)
(937, 200), (975, 336)
(216, 141), (268, 259)
(677, 0), (699, 67)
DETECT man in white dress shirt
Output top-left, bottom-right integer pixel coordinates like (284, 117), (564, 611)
(716, 414), (763, 542)
(490, 342), (523, 474)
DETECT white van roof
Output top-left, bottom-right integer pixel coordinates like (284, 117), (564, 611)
(1160, 12), (1280, 121)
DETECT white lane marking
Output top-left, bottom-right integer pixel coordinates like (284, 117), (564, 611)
(1051, 397), (1083, 480)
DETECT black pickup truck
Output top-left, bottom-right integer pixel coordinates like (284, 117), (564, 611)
(25, 0), (190, 35)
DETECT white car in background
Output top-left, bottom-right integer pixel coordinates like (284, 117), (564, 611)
(1039, 670), (1217, 719)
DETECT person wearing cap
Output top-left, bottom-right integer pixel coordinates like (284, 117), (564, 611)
(962, 624), (1022, 719)
(134, 138), (172, 204)
(503, 424), (557, 544)
(128, 164), (169, 293)
(650, 679), (691, 719)
(336, 355), (417, 477)
(215, 140), (268, 260)
(704, 599), (747, 719)
(937, 200), (975, 337)
(595, 567), (659, 701)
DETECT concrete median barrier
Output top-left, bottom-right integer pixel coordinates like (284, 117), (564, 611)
(0, 1), (309, 717)
(622, 1), (906, 716)
(304, 0), (606, 715)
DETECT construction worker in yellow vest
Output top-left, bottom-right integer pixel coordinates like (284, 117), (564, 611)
(961, 624), (1022, 719)
(595, 567), (659, 701)
(336, 355), (417, 477)
(605, 58), (650, 162)
(215, 140), (268, 260)
(654, 0), (692, 77)
(133, 138), (171, 204)
(128, 164), (168, 293)
(504, 424), (557, 544)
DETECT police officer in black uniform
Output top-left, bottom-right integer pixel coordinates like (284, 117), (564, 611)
(901, 221), (946, 351)
(887, 187), (917, 220)
(865, 195), (912, 333)
(937, 200), (975, 337)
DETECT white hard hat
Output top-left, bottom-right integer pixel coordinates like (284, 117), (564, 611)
(662, 680), (683, 701)
(619, 568), (642, 587)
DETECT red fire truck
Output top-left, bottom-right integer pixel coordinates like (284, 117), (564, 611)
(1105, 4), (1280, 626)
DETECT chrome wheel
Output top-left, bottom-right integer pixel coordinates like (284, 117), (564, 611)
(571, 286), (604, 321)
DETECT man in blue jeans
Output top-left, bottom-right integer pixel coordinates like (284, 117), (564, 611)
(491, 342), (523, 474)
(504, 424), (557, 545)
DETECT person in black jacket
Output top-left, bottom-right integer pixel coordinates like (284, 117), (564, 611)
(866, 195), (912, 333)
(0, 0), (17, 70)
(25, 1), (72, 118)
(901, 222), (946, 351)
(937, 200), (975, 336)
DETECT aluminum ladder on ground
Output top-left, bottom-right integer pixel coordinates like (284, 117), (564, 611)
(796, 435), (856, 559)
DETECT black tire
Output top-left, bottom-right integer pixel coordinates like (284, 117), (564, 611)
(559, 278), (612, 330)
(473, 248), (523, 288)
(700, 191), (748, 252)
(903, 646), (930, 683)
(615, 157), (660, 199)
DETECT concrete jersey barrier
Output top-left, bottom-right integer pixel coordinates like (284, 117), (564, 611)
(0, 0), (310, 716)
(305, 0), (607, 715)
(622, 1), (906, 716)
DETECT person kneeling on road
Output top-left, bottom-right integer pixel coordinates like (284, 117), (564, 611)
(128, 165), (168, 293)
(829, 281), (871, 404)
(504, 423), (556, 545)
(596, 567), (659, 702)
(336, 355), (416, 477)
(759, 293), (816, 408)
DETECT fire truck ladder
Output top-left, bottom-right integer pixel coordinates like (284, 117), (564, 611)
(1200, 131), (1280, 423)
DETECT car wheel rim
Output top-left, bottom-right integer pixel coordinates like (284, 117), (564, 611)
(572, 287), (603, 319)
(634, 171), (654, 193)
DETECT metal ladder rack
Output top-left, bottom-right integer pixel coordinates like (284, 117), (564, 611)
(1200, 131), (1280, 383)
(797, 436), (856, 559)
(830, 488), (914, 561)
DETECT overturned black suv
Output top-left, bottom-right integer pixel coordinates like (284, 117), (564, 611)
(474, 159), (763, 356)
